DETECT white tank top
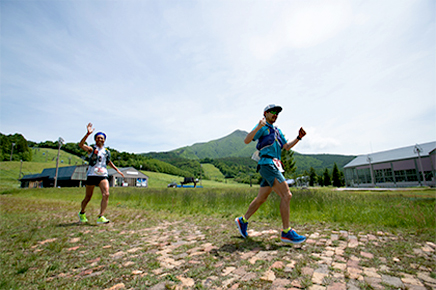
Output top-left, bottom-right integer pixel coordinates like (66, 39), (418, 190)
(87, 146), (109, 177)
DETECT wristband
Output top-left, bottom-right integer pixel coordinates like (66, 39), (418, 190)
(297, 136), (302, 140)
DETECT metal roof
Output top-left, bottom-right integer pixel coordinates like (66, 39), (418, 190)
(19, 173), (50, 180)
(20, 165), (88, 181)
(21, 166), (149, 181)
(344, 141), (436, 168)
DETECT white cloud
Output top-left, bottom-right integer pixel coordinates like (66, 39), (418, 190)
(248, 0), (353, 60)
(295, 126), (342, 154)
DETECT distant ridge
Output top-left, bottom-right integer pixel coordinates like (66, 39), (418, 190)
(144, 130), (356, 172)
(167, 130), (257, 159)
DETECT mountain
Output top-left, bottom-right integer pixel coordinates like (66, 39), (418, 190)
(145, 130), (356, 172)
(167, 130), (257, 159)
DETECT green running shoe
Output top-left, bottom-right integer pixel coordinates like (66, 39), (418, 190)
(97, 216), (110, 224)
(78, 212), (88, 223)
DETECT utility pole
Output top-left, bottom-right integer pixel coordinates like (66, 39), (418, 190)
(10, 143), (15, 161)
(367, 155), (375, 187)
(19, 160), (23, 179)
(54, 137), (64, 188)
(414, 144), (427, 186)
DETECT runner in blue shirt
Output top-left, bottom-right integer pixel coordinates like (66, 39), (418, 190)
(235, 104), (307, 244)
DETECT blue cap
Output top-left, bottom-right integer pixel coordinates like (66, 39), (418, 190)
(94, 132), (106, 140)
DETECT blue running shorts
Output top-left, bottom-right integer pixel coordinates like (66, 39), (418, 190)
(259, 164), (286, 187)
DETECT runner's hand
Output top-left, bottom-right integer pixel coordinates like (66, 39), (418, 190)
(258, 118), (266, 128)
(298, 127), (306, 138)
(87, 123), (94, 135)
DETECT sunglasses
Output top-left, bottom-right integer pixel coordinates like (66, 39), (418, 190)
(267, 110), (279, 115)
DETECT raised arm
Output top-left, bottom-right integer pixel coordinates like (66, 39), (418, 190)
(78, 123), (94, 153)
(244, 118), (266, 144)
(283, 127), (306, 151)
(108, 160), (124, 177)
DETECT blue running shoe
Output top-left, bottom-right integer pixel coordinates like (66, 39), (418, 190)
(235, 217), (248, 238)
(281, 229), (306, 244)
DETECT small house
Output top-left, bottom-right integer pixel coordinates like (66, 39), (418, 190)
(108, 167), (149, 187)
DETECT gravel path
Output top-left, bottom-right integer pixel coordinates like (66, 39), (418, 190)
(56, 218), (436, 290)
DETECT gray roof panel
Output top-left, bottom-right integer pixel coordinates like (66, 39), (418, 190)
(344, 141), (436, 168)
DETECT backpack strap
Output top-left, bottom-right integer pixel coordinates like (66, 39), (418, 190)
(105, 148), (111, 163)
(88, 146), (98, 166)
(256, 124), (284, 151)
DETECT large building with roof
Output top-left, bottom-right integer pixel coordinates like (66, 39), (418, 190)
(20, 166), (149, 188)
(343, 141), (435, 188)
(19, 165), (88, 188)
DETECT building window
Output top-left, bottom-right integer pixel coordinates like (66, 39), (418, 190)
(373, 168), (394, 183)
(418, 171), (434, 183)
(357, 168), (371, 184)
(383, 169), (393, 182)
(405, 169), (418, 182)
(375, 170), (383, 183)
(394, 170), (406, 182)
(424, 171), (434, 181)
(345, 169), (358, 186)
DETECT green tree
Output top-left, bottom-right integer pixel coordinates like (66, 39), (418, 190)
(281, 149), (296, 179)
(309, 167), (317, 186)
(318, 173), (324, 186)
(339, 171), (345, 187)
(323, 168), (331, 186)
(1, 133), (32, 161)
(332, 163), (342, 187)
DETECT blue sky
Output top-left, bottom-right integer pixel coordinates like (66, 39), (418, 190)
(1, 0), (434, 155)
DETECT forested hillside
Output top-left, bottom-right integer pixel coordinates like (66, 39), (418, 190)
(294, 153), (355, 174)
(167, 130), (257, 159)
(0, 133), (32, 161)
(2, 130), (356, 186)
(149, 130), (355, 174)
(2, 133), (197, 178)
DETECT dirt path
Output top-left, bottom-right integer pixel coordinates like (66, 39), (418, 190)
(2, 195), (435, 290)
(45, 218), (436, 290)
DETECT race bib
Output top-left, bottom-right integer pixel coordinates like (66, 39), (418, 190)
(273, 158), (285, 173)
(94, 167), (108, 176)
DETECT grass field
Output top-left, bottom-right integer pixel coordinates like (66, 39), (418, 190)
(0, 160), (84, 190)
(5, 186), (433, 231)
(1, 150), (85, 190)
(201, 163), (225, 181)
(30, 148), (85, 164)
(0, 161), (251, 191)
(1, 159), (435, 289)
(0, 186), (435, 289)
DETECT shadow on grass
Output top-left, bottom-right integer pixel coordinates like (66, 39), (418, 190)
(56, 222), (97, 227)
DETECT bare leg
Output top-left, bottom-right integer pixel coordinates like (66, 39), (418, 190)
(98, 179), (110, 217)
(271, 179), (293, 229)
(244, 186), (273, 220)
(81, 185), (95, 213)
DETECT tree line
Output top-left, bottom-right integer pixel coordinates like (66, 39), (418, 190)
(0, 133), (32, 161)
(307, 163), (345, 187)
(1, 133), (346, 186)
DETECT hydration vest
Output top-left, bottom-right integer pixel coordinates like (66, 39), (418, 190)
(88, 146), (111, 166)
(256, 124), (284, 151)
